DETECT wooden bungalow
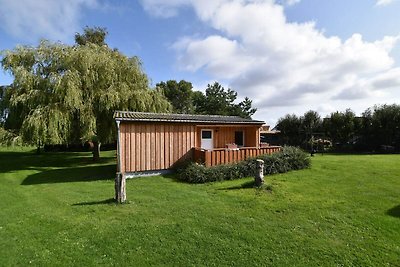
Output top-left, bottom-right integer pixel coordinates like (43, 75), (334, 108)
(114, 111), (281, 176)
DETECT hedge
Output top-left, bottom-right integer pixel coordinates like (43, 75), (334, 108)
(176, 146), (310, 183)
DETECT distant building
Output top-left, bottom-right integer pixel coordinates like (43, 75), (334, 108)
(260, 125), (281, 146)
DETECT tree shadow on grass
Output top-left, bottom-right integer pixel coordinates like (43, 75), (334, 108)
(72, 198), (117, 206)
(0, 150), (115, 174)
(21, 164), (116, 185)
(386, 205), (400, 219)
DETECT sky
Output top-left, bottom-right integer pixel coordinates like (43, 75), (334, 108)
(0, 0), (400, 126)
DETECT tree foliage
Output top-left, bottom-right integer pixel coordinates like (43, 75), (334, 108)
(302, 110), (322, 135)
(276, 110), (321, 148)
(157, 80), (194, 114)
(1, 28), (171, 155)
(324, 109), (356, 146)
(276, 114), (302, 146)
(362, 104), (400, 150)
(194, 82), (257, 118)
(75, 26), (108, 46)
(157, 80), (257, 118)
(0, 85), (7, 125)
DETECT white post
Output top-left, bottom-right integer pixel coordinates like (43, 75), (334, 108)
(255, 159), (264, 186)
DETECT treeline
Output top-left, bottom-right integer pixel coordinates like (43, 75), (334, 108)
(156, 80), (256, 118)
(276, 104), (400, 152)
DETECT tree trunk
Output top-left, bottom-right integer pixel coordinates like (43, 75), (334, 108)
(36, 141), (41, 154)
(92, 141), (101, 161)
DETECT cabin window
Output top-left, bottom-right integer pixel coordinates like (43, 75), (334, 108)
(202, 130), (212, 139)
(235, 131), (244, 146)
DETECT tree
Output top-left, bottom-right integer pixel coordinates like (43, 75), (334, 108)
(1, 28), (171, 158)
(276, 114), (302, 146)
(276, 110), (322, 148)
(75, 26), (108, 46)
(194, 82), (257, 118)
(192, 90), (206, 114)
(157, 80), (194, 113)
(236, 97), (257, 119)
(302, 110), (322, 135)
(324, 109), (356, 147)
(370, 104), (400, 150)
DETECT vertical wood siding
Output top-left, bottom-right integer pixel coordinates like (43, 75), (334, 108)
(120, 122), (196, 173)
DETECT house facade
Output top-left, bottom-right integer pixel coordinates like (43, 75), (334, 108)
(114, 111), (280, 175)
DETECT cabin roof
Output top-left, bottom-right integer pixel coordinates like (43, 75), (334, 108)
(114, 111), (265, 125)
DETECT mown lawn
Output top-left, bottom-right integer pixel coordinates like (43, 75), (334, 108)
(0, 147), (399, 266)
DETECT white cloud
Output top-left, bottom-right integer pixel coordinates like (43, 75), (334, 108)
(142, 0), (400, 123)
(282, 0), (301, 6)
(376, 0), (395, 6)
(0, 0), (99, 42)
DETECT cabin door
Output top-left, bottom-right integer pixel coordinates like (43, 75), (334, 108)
(201, 129), (214, 150)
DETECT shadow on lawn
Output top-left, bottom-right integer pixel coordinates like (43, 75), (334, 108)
(72, 198), (116, 206)
(21, 164), (116, 185)
(0, 150), (115, 174)
(386, 205), (400, 219)
(219, 180), (256, 190)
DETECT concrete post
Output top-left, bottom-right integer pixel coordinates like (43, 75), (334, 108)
(255, 159), (264, 187)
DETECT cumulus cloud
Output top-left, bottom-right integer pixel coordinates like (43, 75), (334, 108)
(0, 0), (99, 41)
(141, 0), (400, 122)
(376, 0), (395, 6)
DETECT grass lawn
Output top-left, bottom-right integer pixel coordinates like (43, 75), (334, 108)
(0, 147), (399, 266)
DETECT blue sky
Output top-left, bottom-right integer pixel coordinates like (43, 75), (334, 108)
(1, 0), (400, 125)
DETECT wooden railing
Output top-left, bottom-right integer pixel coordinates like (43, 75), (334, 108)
(193, 146), (281, 167)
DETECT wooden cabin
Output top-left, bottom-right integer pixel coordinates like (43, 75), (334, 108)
(114, 111), (281, 176)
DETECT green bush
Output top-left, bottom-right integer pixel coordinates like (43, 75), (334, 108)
(176, 146), (310, 183)
(258, 146), (311, 174)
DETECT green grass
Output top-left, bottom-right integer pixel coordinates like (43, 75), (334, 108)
(0, 147), (399, 266)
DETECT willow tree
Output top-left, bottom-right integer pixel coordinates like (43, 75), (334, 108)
(1, 38), (170, 158)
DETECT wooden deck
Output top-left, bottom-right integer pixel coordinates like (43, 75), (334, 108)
(193, 146), (281, 167)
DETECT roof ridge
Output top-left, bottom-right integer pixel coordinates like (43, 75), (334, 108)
(115, 110), (244, 119)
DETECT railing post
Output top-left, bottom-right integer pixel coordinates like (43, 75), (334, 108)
(205, 151), (211, 167)
(255, 159), (264, 187)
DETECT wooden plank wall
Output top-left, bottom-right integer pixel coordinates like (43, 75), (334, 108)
(120, 123), (196, 173)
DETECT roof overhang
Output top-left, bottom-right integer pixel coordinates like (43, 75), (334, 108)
(114, 111), (265, 125)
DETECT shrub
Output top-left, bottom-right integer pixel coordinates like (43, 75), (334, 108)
(176, 146), (310, 183)
(258, 146), (311, 174)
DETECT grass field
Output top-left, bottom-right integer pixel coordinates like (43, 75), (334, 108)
(0, 147), (399, 266)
